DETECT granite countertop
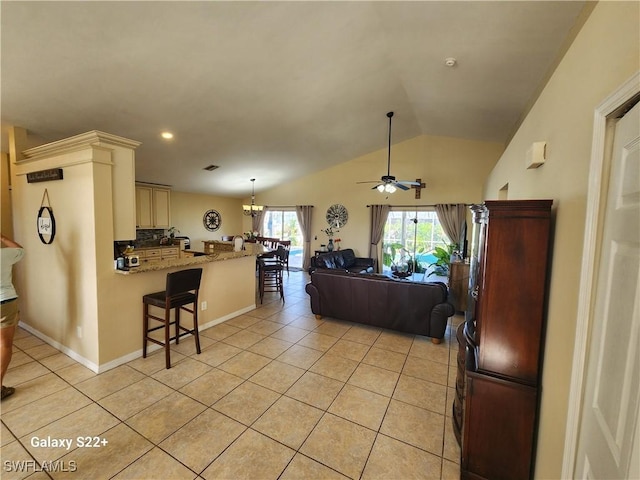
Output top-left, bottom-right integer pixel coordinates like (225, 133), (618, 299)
(115, 245), (262, 275)
(135, 244), (180, 250)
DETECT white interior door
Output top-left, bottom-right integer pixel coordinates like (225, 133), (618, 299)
(575, 100), (640, 479)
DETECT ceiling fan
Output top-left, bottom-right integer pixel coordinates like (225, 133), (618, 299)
(357, 111), (421, 193)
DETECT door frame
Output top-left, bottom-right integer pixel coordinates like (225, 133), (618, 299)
(562, 71), (640, 478)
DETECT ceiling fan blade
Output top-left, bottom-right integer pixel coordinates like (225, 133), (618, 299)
(356, 180), (380, 184)
(395, 183), (410, 191)
(397, 180), (421, 186)
(371, 184), (383, 190)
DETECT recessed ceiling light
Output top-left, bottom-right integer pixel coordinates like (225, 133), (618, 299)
(161, 132), (174, 140)
(444, 57), (457, 67)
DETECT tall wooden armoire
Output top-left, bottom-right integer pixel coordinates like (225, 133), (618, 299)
(460, 200), (553, 480)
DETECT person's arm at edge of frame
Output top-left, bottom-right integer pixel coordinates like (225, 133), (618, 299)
(0, 234), (23, 249)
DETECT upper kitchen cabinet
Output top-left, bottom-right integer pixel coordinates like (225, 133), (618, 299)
(136, 184), (171, 229)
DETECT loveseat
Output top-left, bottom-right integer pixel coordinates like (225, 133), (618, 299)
(305, 269), (455, 343)
(309, 248), (375, 274)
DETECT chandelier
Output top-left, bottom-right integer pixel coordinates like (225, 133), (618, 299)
(242, 178), (264, 217)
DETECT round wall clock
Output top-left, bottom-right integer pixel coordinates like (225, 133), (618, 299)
(326, 204), (348, 228)
(203, 209), (221, 231)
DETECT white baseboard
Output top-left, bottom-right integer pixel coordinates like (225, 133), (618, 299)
(18, 303), (257, 374)
(18, 322), (100, 373)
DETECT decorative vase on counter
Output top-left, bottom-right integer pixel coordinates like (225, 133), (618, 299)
(327, 239), (334, 252)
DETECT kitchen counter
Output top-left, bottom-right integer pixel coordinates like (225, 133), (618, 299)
(114, 244), (264, 275)
(101, 249), (257, 368)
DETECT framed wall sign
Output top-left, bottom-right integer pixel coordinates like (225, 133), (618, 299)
(27, 168), (64, 183)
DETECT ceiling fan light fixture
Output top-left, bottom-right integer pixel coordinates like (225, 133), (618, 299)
(358, 111), (421, 193)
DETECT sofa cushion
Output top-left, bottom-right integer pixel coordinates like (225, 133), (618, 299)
(340, 249), (356, 268)
(334, 253), (346, 269)
(311, 249), (374, 274)
(317, 255), (335, 269)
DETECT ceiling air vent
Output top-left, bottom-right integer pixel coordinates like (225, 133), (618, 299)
(203, 165), (220, 171)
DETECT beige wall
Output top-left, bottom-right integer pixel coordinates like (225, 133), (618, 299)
(170, 190), (244, 250)
(11, 148), (108, 365)
(247, 133), (503, 257)
(483, 2), (640, 478)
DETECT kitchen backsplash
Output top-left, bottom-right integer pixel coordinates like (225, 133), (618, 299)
(135, 229), (166, 247)
(114, 229), (170, 259)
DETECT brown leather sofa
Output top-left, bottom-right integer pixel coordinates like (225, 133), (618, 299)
(309, 248), (375, 274)
(305, 270), (455, 343)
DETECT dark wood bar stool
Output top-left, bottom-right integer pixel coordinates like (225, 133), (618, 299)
(142, 268), (203, 369)
(277, 240), (291, 276)
(258, 246), (285, 304)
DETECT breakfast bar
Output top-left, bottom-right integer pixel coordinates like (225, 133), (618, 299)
(92, 244), (264, 371)
(113, 246), (259, 275)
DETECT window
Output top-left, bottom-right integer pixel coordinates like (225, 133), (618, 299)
(382, 209), (449, 275)
(262, 209), (303, 269)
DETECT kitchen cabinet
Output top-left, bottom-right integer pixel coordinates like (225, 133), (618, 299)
(138, 246), (180, 263)
(161, 247), (179, 259)
(460, 200), (552, 480)
(136, 184), (171, 229)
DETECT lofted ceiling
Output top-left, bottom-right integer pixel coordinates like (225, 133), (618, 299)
(1, 1), (588, 197)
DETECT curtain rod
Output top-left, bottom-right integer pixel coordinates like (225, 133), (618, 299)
(264, 205), (313, 209)
(366, 203), (474, 208)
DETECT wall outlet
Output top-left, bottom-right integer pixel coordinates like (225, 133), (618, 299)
(77, 326), (83, 338)
(201, 301), (207, 311)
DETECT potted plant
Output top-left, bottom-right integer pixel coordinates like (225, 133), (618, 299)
(408, 246), (427, 274)
(383, 242), (415, 277)
(320, 227), (339, 251)
(382, 242), (403, 270)
(427, 243), (458, 277)
(167, 226), (180, 244)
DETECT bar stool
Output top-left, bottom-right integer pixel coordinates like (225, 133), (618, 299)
(142, 268), (203, 369)
(258, 246), (285, 304)
(277, 240), (291, 276)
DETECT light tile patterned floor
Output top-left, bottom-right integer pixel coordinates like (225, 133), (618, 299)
(1, 270), (462, 479)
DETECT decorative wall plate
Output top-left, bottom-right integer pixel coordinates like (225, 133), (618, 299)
(37, 206), (56, 244)
(326, 204), (348, 228)
(203, 209), (221, 231)
(37, 189), (56, 244)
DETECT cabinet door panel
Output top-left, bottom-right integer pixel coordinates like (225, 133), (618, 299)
(153, 188), (171, 228)
(136, 186), (153, 229)
(462, 373), (537, 480)
(476, 203), (551, 384)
